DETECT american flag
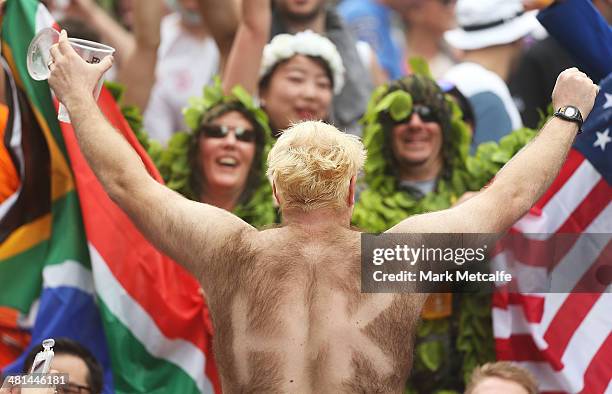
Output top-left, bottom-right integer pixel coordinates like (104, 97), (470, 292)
(492, 75), (612, 394)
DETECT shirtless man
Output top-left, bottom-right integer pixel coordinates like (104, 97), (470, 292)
(47, 30), (598, 393)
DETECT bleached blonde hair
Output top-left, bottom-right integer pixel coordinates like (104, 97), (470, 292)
(267, 121), (366, 212)
(465, 362), (539, 394)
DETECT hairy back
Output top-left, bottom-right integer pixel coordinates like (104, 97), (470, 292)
(202, 228), (425, 393)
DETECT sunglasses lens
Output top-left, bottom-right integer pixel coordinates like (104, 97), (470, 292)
(201, 125), (226, 138)
(415, 105), (437, 123)
(391, 105), (437, 124)
(235, 127), (256, 142)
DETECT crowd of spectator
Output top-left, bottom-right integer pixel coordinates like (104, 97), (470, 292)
(1, 0), (610, 392)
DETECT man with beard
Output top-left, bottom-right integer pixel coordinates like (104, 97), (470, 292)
(47, 28), (598, 391)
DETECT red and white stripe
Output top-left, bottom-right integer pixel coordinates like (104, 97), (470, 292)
(492, 150), (612, 394)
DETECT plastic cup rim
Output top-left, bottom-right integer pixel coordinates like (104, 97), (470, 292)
(37, 27), (115, 54)
(68, 37), (115, 54)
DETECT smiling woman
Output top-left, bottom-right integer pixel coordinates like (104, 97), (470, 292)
(194, 111), (258, 210)
(217, 0), (344, 136)
(258, 49), (334, 134)
(139, 79), (278, 227)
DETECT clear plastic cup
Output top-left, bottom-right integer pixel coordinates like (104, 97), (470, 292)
(27, 27), (115, 123)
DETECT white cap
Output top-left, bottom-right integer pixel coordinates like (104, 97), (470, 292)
(444, 0), (541, 50)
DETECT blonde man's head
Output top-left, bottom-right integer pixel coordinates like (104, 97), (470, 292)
(465, 362), (539, 394)
(267, 121), (366, 212)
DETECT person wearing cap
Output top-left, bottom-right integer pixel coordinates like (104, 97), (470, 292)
(443, 0), (539, 152)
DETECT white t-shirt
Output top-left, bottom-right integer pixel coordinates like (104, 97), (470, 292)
(444, 62), (522, 150)
(144, 13), (220, 144)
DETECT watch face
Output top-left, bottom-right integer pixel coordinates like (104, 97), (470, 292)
(564, 107), (577, 117)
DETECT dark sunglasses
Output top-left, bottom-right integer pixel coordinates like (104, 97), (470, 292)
(391, 104), (438, 125)
(199, 124), (256, 143)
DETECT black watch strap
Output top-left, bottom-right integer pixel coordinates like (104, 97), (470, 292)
(553, 105), (584, 134)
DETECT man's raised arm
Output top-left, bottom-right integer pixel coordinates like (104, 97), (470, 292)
(390, 68), (599, 234)
(47, 31), (253, 280)
(221, 0), (270, 95)
(197, 0), (241, 73)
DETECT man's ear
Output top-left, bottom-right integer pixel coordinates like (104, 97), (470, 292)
(347, 176), (356, 207)
(272, 181), (280, 206)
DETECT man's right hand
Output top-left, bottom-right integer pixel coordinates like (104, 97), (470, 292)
(551, 68), (599, 120)
(48, 30), (114, 109)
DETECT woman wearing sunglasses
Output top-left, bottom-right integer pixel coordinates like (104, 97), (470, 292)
(154, 80), (277, 227)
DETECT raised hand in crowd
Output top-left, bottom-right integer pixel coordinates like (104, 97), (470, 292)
(115, 0), (163, 109)
(220, 0), (270, 96)
(552, 67), (599, 119)
(48, 30), (115, 109)
(46, 0), (135, 65)
(196, 0), (241, 73)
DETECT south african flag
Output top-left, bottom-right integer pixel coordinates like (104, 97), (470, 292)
(0, 1), (219, 392)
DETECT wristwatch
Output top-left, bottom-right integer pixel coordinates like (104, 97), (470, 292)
(553, 105), (584, 133)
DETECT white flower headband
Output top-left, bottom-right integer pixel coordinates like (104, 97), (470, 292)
(260, 30), (346, 94)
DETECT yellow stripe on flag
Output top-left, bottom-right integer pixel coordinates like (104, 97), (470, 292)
(1, 43), (25, 91)
(0, 213), (51, 260)
(31, 104), (75, 200)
